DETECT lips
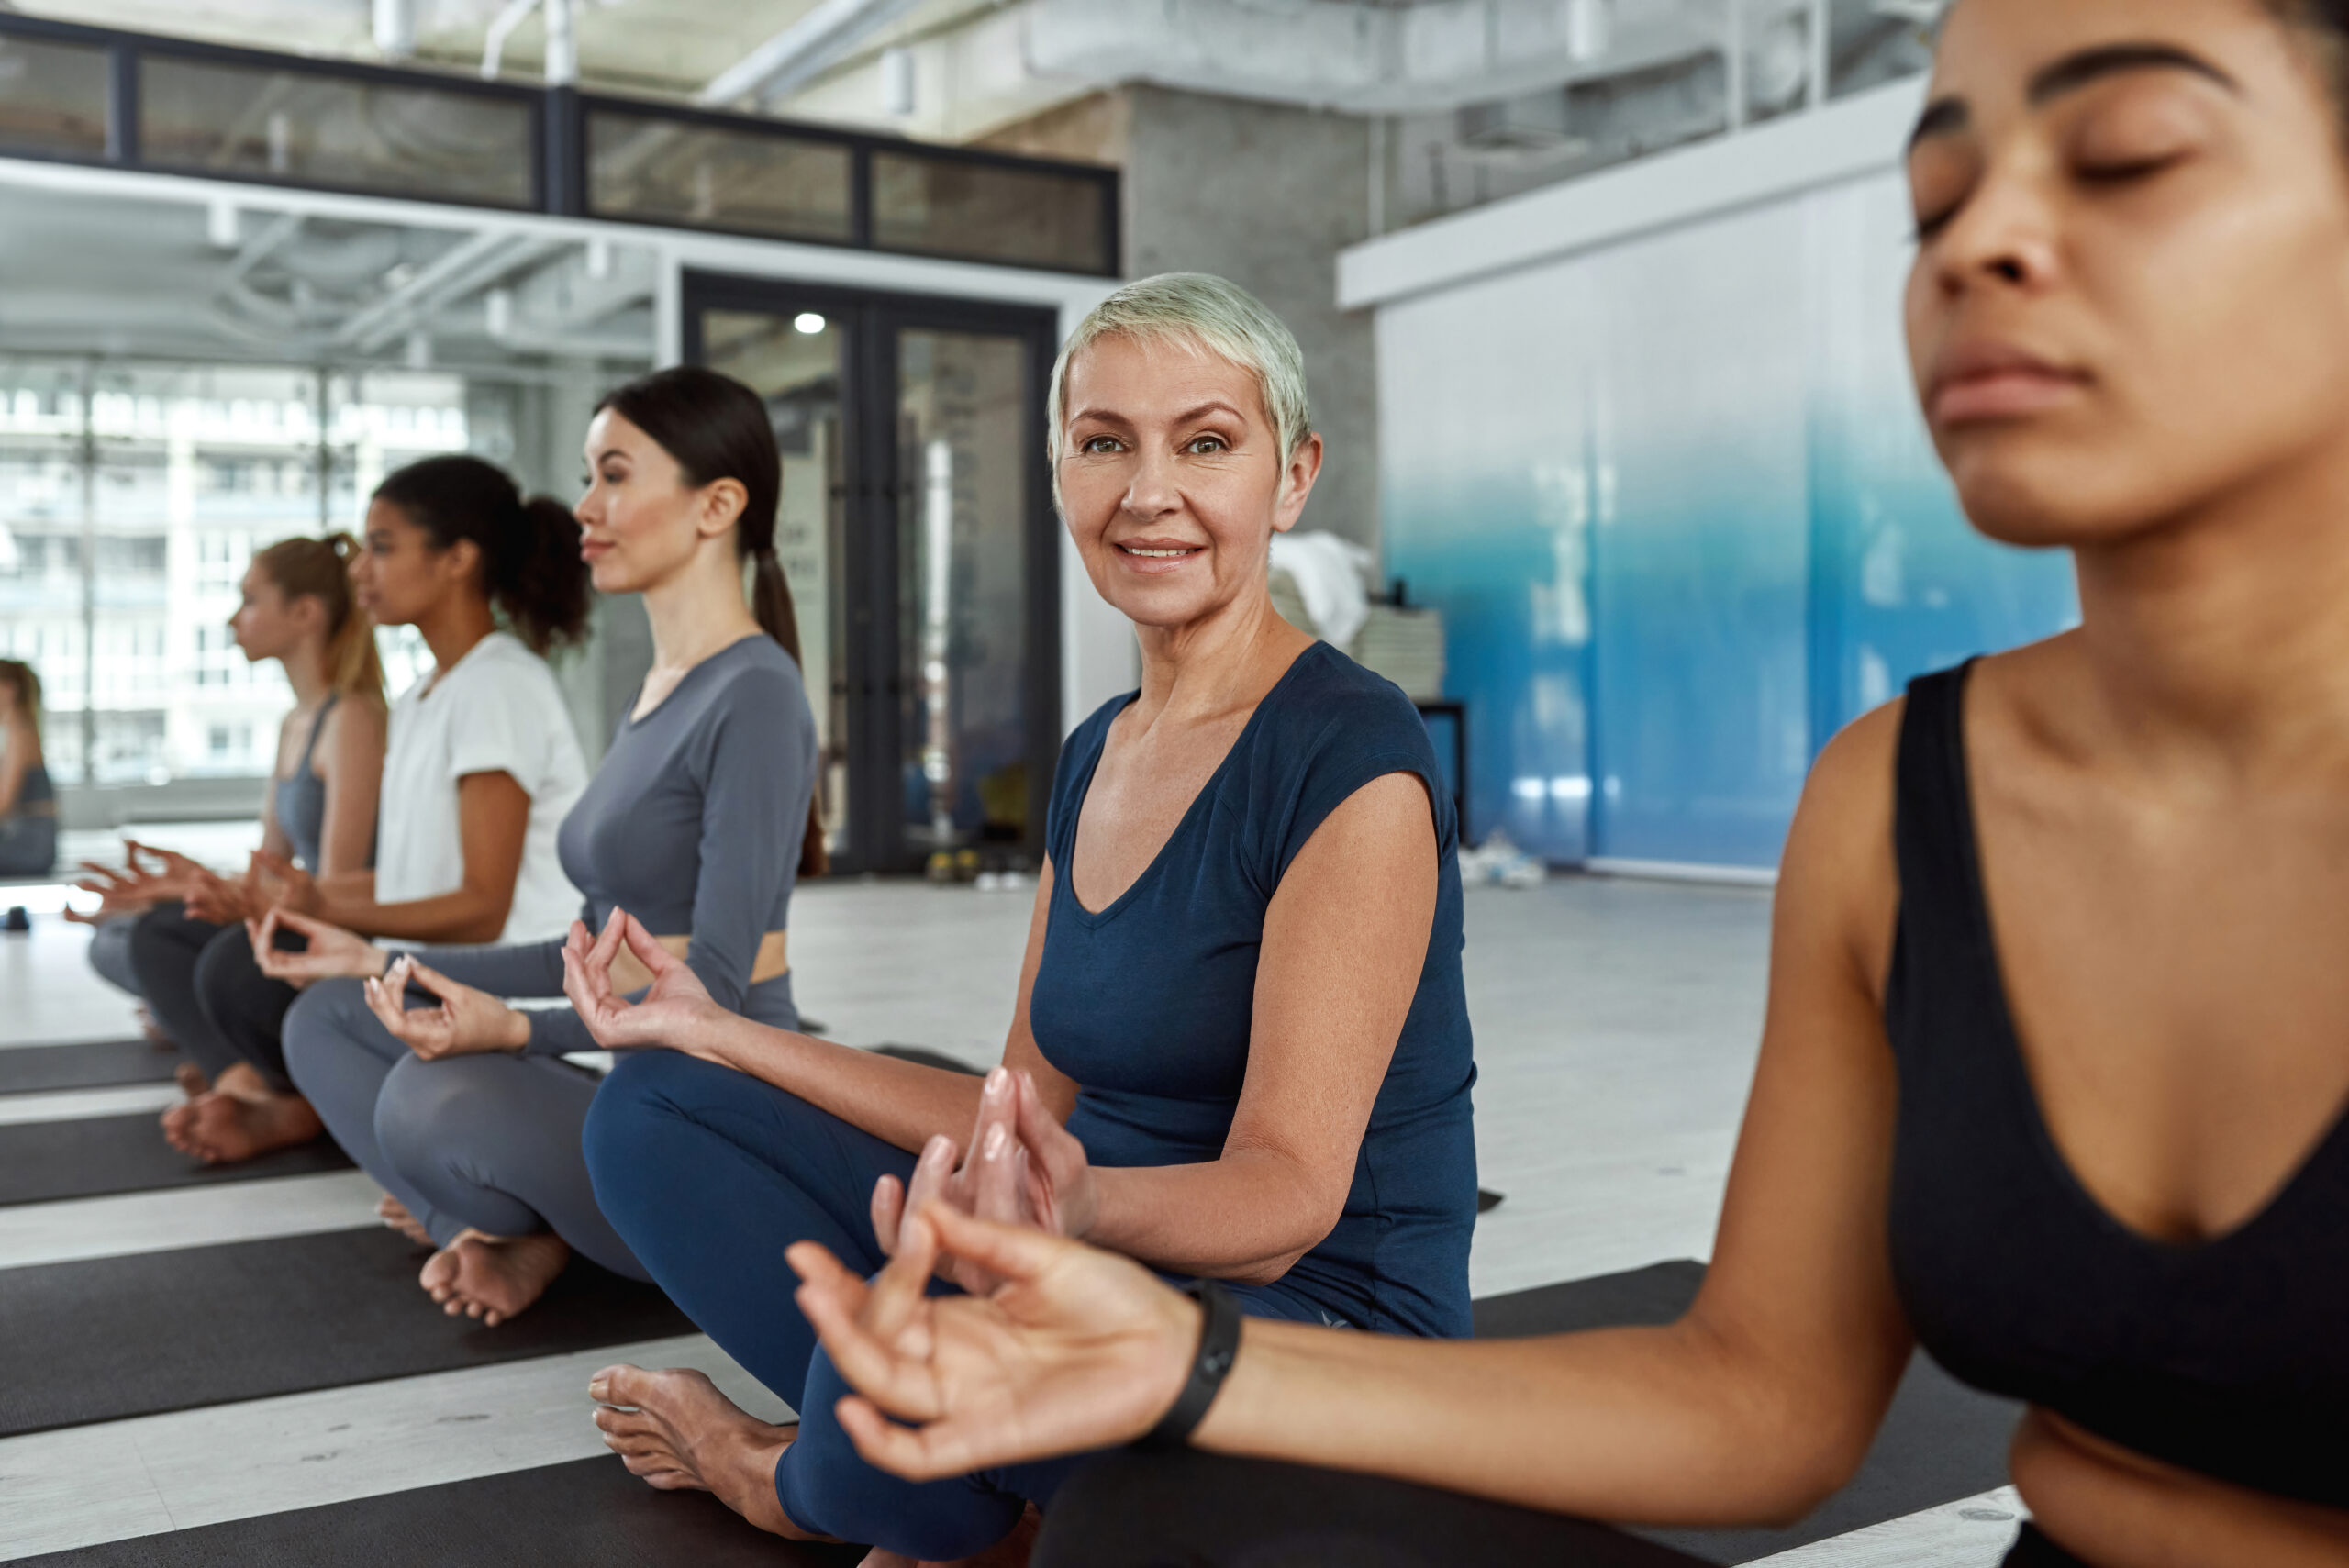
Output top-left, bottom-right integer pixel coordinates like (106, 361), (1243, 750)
(1927, 340), (2091, 427)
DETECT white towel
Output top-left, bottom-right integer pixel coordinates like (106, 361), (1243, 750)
(1269, 531), (1375, 650)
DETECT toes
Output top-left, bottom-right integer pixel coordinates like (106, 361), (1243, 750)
(590, 1364), (652, 1407)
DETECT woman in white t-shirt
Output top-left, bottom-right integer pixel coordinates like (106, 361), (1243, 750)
(164, 455), (590, 1164)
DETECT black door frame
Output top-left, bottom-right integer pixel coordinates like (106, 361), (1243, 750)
(682, 269), (1063, 876)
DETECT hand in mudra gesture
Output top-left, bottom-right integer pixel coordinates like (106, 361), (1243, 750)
(246, 906), (385, 989)
(867, 1066), (1100, 1294)
(559, 907), (724, 1057)
(67, 841), (188, 923)
(789, 1203), (1201, 1482)
(362, 953), (529, 1060)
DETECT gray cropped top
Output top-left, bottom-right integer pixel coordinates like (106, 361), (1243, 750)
(415, 635), (819, 1054)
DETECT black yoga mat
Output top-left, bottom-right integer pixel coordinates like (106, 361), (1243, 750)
(0, 1038), (178, 1095)
(1474, 1261), (2022, 1566)
(0, 1111), (353, 1207)
(17, 1456), (869, 1567)
(0, 1226), (693, 1438)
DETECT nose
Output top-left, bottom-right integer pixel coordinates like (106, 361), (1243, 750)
(1931, 159), (2062, 300)
(1122, 444), (1181, 522)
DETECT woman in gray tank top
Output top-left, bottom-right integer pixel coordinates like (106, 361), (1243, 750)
(268, 368), (820, 1327)
(71, 535), (387, 1079)
(0, 659), (55, 880)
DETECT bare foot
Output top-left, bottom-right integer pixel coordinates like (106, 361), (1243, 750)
(419, 1229), (571, 1326)
(140, 1006), (176, 1051)
(161, 1087), (323, 1163)
(378, 1195), (433, 1247)
(589, 1364), (828, 1540)
(173, 1062), (208, 1098)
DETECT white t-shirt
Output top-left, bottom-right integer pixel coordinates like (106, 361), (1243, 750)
(377, 630), (586, 944)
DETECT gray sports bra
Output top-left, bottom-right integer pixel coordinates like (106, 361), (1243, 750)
(273, 696), (338, 872)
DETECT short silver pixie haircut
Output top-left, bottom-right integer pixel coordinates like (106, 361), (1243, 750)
(1047, 272), (1314, 467)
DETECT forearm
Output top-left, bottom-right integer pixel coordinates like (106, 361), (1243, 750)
(1193, 1317), (1847, 1528)
(2017, 1413), (2349, 1568)
(1088, 1149), (1339, 1283)
(702, 1015), (985, 1155)
(320, 884), (509, 944)
(419, 940), (587, 1053)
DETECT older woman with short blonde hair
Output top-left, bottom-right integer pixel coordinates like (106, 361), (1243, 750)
(567, 272), (1478, 1562)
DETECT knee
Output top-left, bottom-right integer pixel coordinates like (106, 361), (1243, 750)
(584, 1051), (705, 1171)
(374, 1056), (497, 1180)
(784, 1352), (1016, 1556)
(86, 919), (137, 993)
(190, 925), (256, 1018)
(279, 979), (368, 1095)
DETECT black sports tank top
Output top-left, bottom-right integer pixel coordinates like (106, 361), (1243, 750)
(1886, 662), (2349, 1523)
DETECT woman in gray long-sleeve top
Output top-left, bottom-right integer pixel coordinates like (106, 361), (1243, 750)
(266, 367), (825, 1325)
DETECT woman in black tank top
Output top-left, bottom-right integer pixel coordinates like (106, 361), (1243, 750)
(758, 4), (2349, 1564)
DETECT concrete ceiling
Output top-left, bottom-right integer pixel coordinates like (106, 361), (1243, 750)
(13, 1), (1942, 138)
(8, 0), (1008, 100)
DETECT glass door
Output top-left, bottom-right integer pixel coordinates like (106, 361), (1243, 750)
(685, 273), (1059, 875)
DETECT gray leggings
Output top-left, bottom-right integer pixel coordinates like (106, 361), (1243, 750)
(86, 914), (140, 996)
(280, 978), (647, 1279)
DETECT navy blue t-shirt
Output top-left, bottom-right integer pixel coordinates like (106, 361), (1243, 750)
(1028, 641), (1477, 1339)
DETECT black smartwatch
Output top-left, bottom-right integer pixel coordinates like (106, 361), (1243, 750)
(1136, 1278), (1243, 1451)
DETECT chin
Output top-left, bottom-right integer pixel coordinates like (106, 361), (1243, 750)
(1943, 441), (2161, 551)
(588, 559), (642, 595)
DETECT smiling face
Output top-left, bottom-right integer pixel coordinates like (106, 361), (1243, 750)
(228, 566), (322, 662)
(1056, 332), (1322, 633)
(1905, 0), (2349, 547)
(574, 407), (742, 596)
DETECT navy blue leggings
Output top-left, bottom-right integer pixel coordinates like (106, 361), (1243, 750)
(583, 1051), (1337, 1562)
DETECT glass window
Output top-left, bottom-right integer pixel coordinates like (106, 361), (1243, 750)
(0, 358), (466, 785)
(895, 327), (1035, 853)
(588, 109), (853, 243)
(139, 56), (535, 206)
(872, 150), (1111, 274)
(700, 308), (852, 859)
(0, 35), (110, 160)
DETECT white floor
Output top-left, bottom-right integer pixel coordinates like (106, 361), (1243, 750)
(0, 862), (2018, 1566)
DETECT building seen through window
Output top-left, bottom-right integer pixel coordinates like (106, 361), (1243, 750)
(0, 361), (464, 785)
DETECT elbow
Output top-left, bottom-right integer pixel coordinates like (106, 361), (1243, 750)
(451, 888), (513, 945)
(1220, 1250), (1311, 1289)
(1726, 1397), (1877, 1528)
(450, 908), (507, 944)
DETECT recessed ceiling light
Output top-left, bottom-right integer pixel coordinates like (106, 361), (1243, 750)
(794, 312), (827, 335)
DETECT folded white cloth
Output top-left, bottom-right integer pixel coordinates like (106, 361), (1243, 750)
(1269, 531), (1375, 650)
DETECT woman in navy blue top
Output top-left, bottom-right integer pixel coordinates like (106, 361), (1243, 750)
(567, 272), (1475, 1561)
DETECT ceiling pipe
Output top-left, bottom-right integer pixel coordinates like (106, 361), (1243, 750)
(351, 237), (571, 354)
(696, 0), (930, 108)
(481, 0), (540, 81)
(543, 0), (578, 87)
(1018, 0), (1809, 117)
(334, 229), (514, 347)
(373, 0), (416, 61)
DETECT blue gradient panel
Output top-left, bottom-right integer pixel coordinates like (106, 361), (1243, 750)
(1380, 173), (2078, 870)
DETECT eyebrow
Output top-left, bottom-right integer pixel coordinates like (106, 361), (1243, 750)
(1068, 400), (1250, 428)
(1909, 42), (2241, 150)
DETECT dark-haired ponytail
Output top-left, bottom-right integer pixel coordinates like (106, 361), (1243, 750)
(373, 455), (591, 657)
(598, 366), (828, 878)
(503, 497), (593, 657)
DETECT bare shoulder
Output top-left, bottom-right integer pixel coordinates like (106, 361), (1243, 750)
(1778, 699), (1905, 1004)
(319, 695), (389, 773)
